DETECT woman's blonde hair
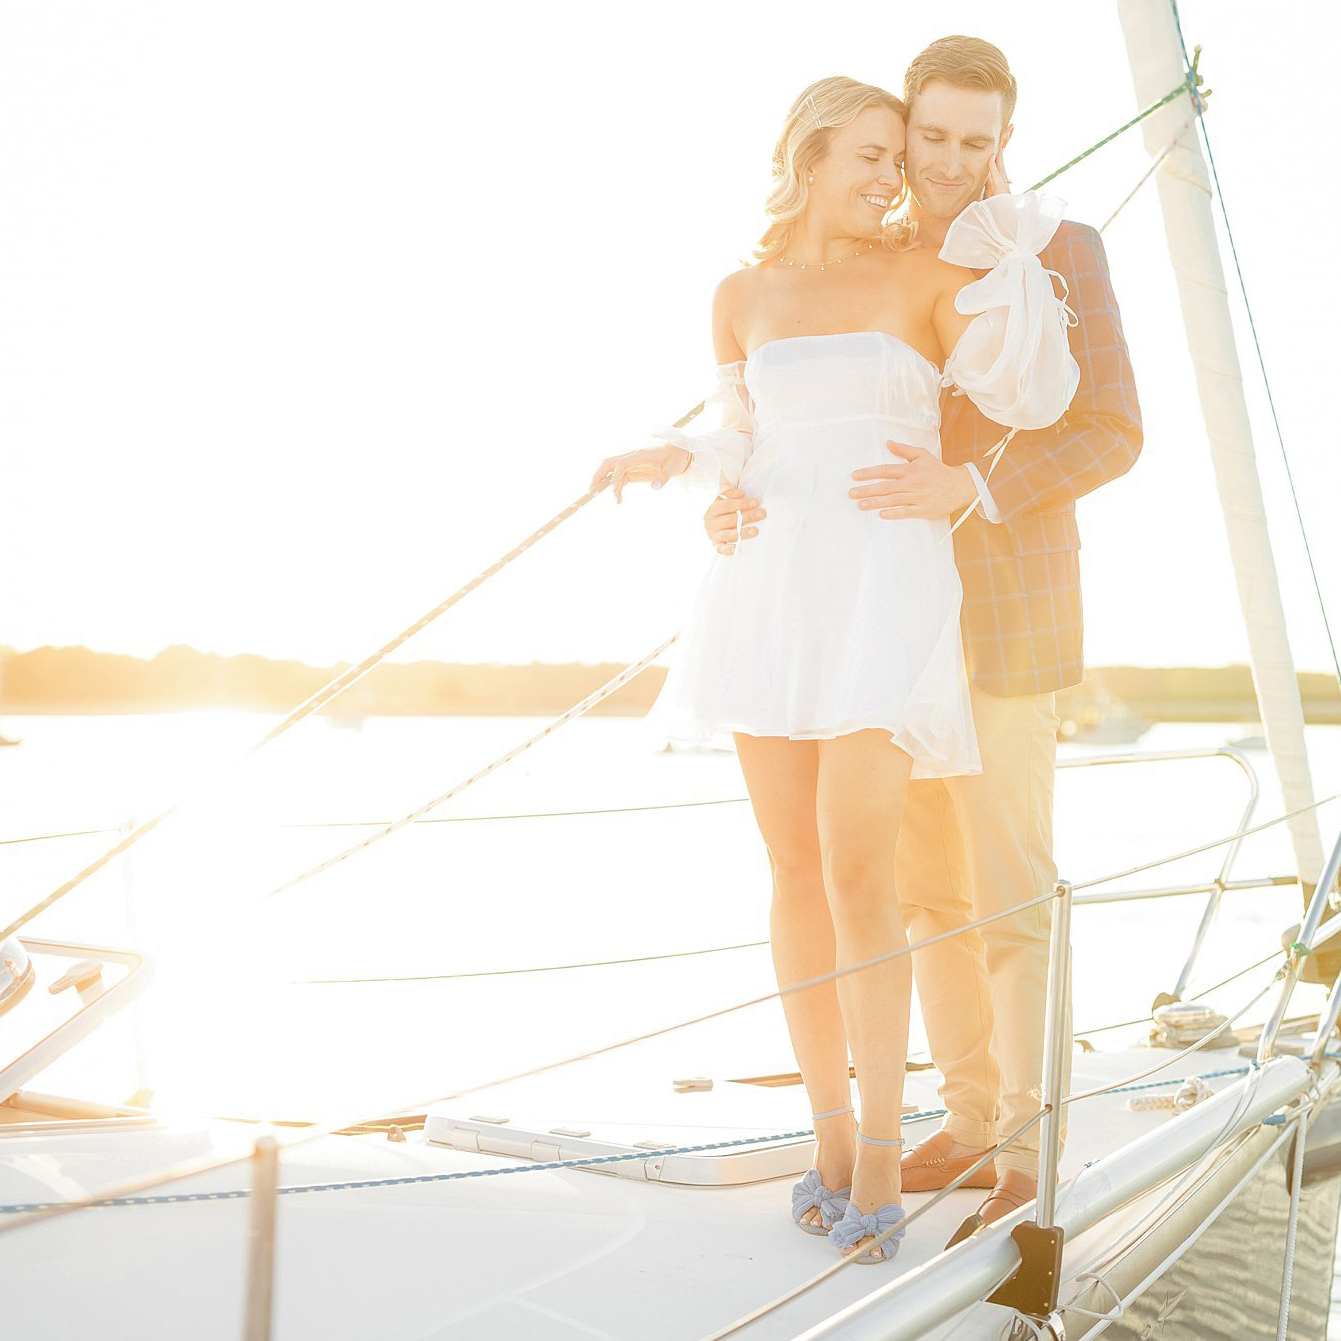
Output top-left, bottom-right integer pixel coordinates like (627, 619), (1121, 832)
(755, 76), (914, 262)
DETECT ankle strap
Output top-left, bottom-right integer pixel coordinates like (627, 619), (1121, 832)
(856, 1131), (905, 1148)
(811, 1105), (854, 1122)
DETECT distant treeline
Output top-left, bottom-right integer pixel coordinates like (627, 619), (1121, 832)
(1, 644), (1338, 723)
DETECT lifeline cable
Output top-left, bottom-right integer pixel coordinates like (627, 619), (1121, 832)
(0, 481), (623, 942)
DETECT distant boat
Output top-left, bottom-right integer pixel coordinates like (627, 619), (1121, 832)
(1058, 685), (1154, 745)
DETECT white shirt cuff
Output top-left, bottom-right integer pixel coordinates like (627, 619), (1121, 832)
(964, 462), (1003, 523)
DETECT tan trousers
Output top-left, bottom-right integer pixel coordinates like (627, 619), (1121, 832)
(896, 682), (1069, 1176)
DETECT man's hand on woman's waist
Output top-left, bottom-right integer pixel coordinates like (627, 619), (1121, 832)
(850, 442), (980, 519)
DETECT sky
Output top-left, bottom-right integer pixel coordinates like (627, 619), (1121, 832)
(2, 0), (1339, 675)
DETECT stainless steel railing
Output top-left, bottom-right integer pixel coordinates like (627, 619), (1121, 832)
(1062, 747), (1263, 1000)
(1035, 880), (1073, 1229)
(1262, 821), (1341, 1064)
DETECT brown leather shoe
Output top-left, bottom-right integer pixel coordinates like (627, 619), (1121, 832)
(944, 1169), (1037, 1248)
(900, 1130), (998, 1193)
(976, 1169), (1036, 1226)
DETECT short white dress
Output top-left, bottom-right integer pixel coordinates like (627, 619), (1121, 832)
(646, 192), (1081, 779)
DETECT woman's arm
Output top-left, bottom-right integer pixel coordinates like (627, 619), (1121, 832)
(590, 270), (755, 501)
(711, 268), (749, 364)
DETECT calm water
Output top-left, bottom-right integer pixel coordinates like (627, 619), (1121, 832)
(1, 710), (1339, 1327)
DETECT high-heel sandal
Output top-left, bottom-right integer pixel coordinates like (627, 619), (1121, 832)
(830, 1131), (907, 1264)
(791, 1105), (853, 1235)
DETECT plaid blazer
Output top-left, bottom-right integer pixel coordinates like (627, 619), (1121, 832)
(941, 221), (1143, 697)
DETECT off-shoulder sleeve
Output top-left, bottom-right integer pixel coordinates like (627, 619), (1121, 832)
(650, 361), (754, 493)
(940, 192), (1081, 436)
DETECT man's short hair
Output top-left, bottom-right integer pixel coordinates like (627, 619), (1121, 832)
(904, 35), (1018, 128)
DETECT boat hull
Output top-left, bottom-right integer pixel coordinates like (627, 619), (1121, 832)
(1063, 1123), (1341, 1341)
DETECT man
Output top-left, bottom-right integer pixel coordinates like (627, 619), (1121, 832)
(704, 36), (1143, 1232)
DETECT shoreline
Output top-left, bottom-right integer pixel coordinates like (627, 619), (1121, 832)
(2, 644), (1338, 724)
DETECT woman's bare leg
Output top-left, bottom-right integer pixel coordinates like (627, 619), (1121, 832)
(816, 729), (915, 1259)
(734, 732), (855, 1228)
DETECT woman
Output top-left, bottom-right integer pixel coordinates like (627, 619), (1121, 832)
(590, 76), (1077, 1265)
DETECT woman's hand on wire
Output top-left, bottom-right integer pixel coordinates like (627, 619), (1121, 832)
(591, 445), (691, 502)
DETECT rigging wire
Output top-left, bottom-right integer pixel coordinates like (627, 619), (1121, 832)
(264, 636), (675, 898)
(0, 827), (119, 848)
(1073, 791), (1339, 891)
(1098, 115), (1194, 233)
(294, 937), (770, 985)
(1075, 947), (1281, 1038)
(0, 481), (620, 943)
(1026, 76), (1202, 192)
(1168, 1), (1341, 698)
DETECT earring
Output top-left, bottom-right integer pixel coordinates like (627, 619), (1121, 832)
(807, 174), (814, 184)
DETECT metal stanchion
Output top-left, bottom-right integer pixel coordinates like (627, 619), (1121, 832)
(1262, 827), (1341, 1063)
(989, 880), (1072, 1325)
(119, 816), (152, 1104)
(1036, 880), (1073, 1226)
(1308, 831), (1341, 1067)
(242, 1135), (280, 1341)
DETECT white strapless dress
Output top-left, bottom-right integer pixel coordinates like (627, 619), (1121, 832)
(645, 193), (1081, 780)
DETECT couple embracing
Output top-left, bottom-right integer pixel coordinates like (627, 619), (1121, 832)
(592, 36), (1142, 1266)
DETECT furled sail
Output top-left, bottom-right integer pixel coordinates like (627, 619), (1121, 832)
(1118, 0), (1326, 888)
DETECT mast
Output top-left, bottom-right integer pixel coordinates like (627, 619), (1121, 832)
(1116, 0), (1326, 889)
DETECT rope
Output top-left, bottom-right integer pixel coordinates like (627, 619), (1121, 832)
(1169, 3), (1341, 702)
(295, 796), (1336, 984)
(0, 827), (119, 848)
(0, 484), (614, 944)
(0, 797), (749, 849)
(295, 937), (770, 985)
(1065, 984), (1276, 1107)
(0, 1108), (946, 1214)
(1098, 115), (1194, 233)
(288, 796), (749, 830)
(1276, 1109), (1307, 1341)
(1072, 792), (1339, 891)
(1026, 74), (1200, 192)
(1126, 1075), (1212, 1112)
(265, 636), (675, 899)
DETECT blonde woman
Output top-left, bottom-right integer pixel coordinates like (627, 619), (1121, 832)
(591, 76), (1077, 1265)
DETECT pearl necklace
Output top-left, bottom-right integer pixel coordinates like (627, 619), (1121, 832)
(779, 239), (876, 272)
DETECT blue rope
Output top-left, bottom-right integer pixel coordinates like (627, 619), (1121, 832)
(0, 1068), (1257, 1215)
(1167, 2), (1341, 694)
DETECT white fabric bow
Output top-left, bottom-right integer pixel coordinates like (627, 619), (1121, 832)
(939, 191), (1080, 435)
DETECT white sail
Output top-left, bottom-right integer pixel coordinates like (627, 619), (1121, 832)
(1117, 0), (1326, 887)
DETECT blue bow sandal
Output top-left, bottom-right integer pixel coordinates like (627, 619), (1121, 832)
(830, 1130), (907, 1264)
(791, 1104), (854, 1235)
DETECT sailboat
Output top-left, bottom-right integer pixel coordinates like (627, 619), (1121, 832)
(2, 2), (1340, 1338)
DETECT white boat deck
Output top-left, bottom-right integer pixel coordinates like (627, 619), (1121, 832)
(0, 1041), (1270, 1340)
